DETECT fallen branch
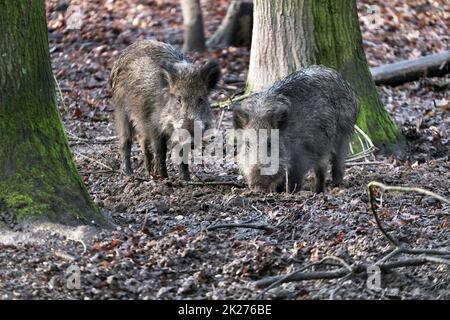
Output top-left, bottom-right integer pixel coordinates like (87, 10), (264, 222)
(371, 50), (450, 86)
(188, 181), (245, 188)
(367, 181), (450, 246)
(255, 257), (450, 289)
(207, 223), (275, 232)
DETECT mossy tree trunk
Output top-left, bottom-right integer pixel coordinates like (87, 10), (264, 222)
(247, 0), (403, 151)
(0, 1), (105, 226)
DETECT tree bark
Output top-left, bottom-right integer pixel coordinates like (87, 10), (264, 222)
(247, 0), (403, 150)
(181, 0), (206, 53)
(0, 1), (106, 227)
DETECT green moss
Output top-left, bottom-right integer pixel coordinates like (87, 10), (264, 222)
(310, 0), (402, 150)
(3, 191), (49, 218)
(0, 0), (106, 226)
(356, 97), (402, 149)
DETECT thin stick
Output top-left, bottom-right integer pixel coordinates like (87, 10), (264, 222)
(207, 223), (275, 232)
(73, 151), (115, 172)
(368, 181), (450, 205)
(53, 73), (68, 113)
(188, 181), (245, 188)
(345, 161), (388, 167)
(255, 257), (450, 289)
(257, 256), (352, 297)
(210, 93), (252, 109)
(67, 132), (117, 144)
(367, 181), (450, 246)
(216, 108), (226, 131)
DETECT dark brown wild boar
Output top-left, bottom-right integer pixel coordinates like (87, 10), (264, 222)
(111, 40), (221, 180)
(233, 65), (359, 193)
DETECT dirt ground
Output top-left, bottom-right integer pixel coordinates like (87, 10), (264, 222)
(0, 0), (448, 299)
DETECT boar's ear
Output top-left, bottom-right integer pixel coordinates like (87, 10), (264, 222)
(200, 60), (221, 91)
(233, 106), (249, 129)
(270, 105), (289, 130)
(160, 62), (177, 88)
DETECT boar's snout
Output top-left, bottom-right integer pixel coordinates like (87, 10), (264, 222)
(179, 117), (212, 135)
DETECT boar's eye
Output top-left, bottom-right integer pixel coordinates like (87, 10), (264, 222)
(198, 97), (206, 105)
(177, 96), (182, 104)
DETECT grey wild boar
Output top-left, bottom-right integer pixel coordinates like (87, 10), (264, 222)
(233, 65), (359, 193)
(110, 40), (221, 180)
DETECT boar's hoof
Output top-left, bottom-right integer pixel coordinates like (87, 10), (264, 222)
(314, 185), (325, 194)
(121, 163), (133, 175)
(180, 164), (190, 181)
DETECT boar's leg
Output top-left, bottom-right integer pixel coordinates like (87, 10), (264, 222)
(116, 111), (133, 175)
(314, 160), (327, 193)
(152, 135), (168, 178)
(180, 163), (190, 181)
(287, 163), (307, 193)
(331, 138), (348, 186)
(137, 135), (153, 176)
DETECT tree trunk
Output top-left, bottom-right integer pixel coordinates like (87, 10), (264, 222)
(181, 0), (206, 53)
(0, 1), (106, 227)
(247, 0), (403, 150)
(207, 0), (253, 48)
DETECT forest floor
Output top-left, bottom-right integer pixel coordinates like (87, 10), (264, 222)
(0, 0), (449, 299)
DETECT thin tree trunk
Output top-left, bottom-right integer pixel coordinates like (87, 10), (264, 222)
(0, 1), (106, 227)
(181, 0), (206, 53)
(247, 0), (403, 151)
(207, 0), (253, 48)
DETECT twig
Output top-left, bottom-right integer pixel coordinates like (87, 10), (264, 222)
(345, 161), (388, 167)
(67, 132), (117, 144)
(207, 223), (275, 232)
(188, 181), (245, 188)
(251, 205), (264, 215)
(254, 182), (450, 296)
(255, 257), (450, 289)
(54, 74), (68, 113)
(73, 151), (115, 172)
(346, 125), (376, 162)
(80, 170), (116, 175)
(210, 93), (252, 109)
(66, 238), (87, 255)
(216, 108), (226, 131)
(257, 256), (352, 297)
(367, 181), (450, 246)
(256, 268), (349, 290)
(140, 214), (149, 232)
(329, 273), (352, 300)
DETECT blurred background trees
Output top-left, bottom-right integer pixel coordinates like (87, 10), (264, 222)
(180, 0), (206, 52)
